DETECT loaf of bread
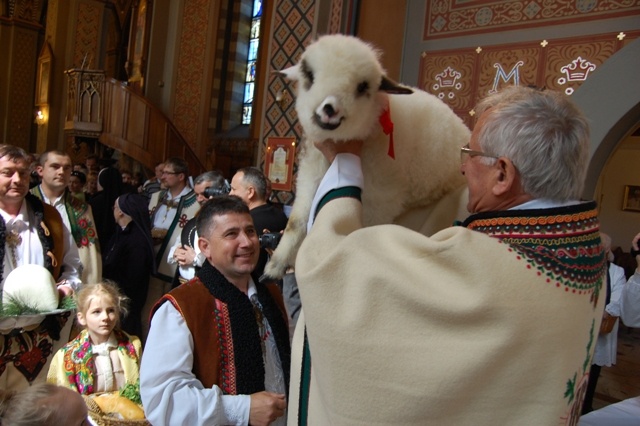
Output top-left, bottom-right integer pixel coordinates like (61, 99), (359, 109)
(93, 393), (145, 420)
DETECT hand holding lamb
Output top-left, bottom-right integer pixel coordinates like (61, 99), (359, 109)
(263, 34), (470, 280)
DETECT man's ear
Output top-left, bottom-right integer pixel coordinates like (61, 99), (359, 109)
(198, 236), (210, 259)
(247, 185), (256, 202)
(492, 157), (518, 196)
(36, 165), (44, 178)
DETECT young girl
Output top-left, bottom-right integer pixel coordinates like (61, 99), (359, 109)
(47, 282), (142, 395)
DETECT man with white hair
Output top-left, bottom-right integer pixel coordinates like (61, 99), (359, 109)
(290, 86), (606, 425)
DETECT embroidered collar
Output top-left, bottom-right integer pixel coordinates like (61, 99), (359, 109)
(463, 201), (604, 308)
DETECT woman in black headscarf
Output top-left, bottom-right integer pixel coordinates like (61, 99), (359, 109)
(89, 167), (124, 247)
(102, 193), (156, 338)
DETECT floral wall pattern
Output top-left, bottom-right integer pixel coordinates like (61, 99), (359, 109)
(425, 0), (640, 39)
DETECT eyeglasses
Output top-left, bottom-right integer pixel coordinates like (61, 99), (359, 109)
(162, 171), (179, 175)
(460, 144), (499, 163)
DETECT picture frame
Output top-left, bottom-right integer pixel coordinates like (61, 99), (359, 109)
(127, 0), (152, 90)
(264, 137), (296, 192)
(35, 42), (53, 106)
(622, 185), (640, 212)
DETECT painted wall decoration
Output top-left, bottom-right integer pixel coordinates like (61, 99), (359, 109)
(73, 1), (102, 68)
(420, 30), (639, 128)
(424, 0), (640, 39)
(173, 0), (211, 149)
(265, 137), (296, 191)
(261, 0), (316, 204)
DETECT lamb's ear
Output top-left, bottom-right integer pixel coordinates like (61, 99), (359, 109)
(379, 76), (413, 95)
(273, 64), (300, 82)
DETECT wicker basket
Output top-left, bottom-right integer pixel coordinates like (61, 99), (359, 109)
(82, 394), (150, 426)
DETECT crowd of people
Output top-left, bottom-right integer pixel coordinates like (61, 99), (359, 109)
(0, 85), (638, 425)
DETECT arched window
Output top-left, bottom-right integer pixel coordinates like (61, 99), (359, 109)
(242, 0), (262, 125)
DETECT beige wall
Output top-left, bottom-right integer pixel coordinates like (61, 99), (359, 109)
(596, 133), (640, 250)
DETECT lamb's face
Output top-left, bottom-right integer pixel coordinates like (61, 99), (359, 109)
(289, 35), (387, 142)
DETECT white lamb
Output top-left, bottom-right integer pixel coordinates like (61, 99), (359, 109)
(263, 34), (470, 279)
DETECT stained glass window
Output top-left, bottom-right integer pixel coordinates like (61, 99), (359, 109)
(243, 0), (262, 125)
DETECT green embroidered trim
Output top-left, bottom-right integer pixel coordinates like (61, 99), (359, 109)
(315, 186), (361, 221)
(465, 206), (605, 306)
(152, 190), (198, 283)
(30, 187), (98, 248)
(299, 328), (312, 426)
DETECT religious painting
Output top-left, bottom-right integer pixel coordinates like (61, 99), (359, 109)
(35, 43), (53, 106)
(127, 0), (152, 90)
(264, 137), (296, 192)
(622, 185), (640, 212)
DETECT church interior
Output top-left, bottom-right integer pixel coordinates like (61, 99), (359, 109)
(1, 0), (639, 413)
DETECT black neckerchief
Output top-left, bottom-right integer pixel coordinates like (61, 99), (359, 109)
(196, 261), (290, 395)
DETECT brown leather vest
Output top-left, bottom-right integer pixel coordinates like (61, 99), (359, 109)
(42, 202), (64, 280)
(156, 279), (287, 390)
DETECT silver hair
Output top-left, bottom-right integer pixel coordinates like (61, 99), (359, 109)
(237, 167), (268, 200)
(475, 86), (590, 201)
(194, 170), (226, 190)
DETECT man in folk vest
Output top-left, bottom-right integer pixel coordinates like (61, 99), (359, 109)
(0, 145), (81, 390)
(143, 157), (198, 334)
(141, 195), (290, 425)
(167, 170), (228, 287)
(31, 150), (101, 285)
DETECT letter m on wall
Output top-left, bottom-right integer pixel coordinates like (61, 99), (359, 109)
(489, 61), (524, 94)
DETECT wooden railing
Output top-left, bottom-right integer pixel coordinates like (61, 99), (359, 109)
(65, 69), (205, 175)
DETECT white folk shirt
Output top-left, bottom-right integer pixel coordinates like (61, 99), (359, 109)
(153, 186), (192, 230)
(92, 334), (125, 393)
(39, 189), (72, 234)
(0, 200), (82, 291)
(167, 230), (205, 281)
(140, 279), (286, 426)
(621, 270), (640, 327)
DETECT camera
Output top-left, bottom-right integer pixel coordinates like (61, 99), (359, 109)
(259, 232), (282, 250)
(204, 186), (229, 198)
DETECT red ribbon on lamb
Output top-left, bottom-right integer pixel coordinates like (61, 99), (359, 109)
(379, 107), (395, 159)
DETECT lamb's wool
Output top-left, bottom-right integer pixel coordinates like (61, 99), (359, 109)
(264, 35), (470, 279)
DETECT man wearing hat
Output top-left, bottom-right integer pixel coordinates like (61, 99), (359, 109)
(0, 144), (82, 390)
